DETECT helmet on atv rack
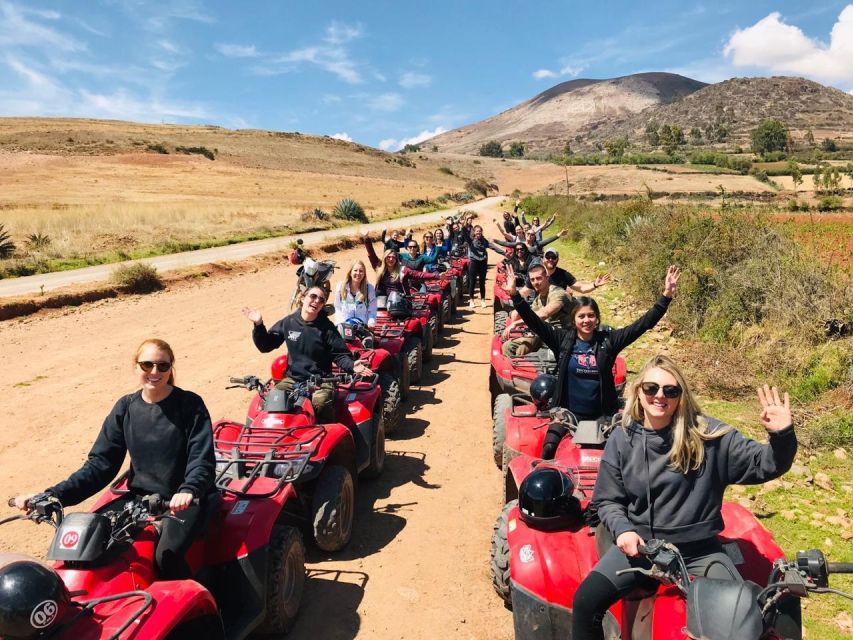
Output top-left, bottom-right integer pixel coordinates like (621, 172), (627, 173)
(518, 467), (582, 531)
(386, 291), (412, 319)
(0, 554), (69, 639)
(530, 374), (558, 411)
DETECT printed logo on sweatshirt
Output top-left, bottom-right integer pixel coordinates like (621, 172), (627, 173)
(287, 330), (302, 341)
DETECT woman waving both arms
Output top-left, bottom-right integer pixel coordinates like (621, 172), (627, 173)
(501, 263), (681, 457)
(573, 355), (797, 640)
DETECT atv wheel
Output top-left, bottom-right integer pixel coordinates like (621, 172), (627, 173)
(256, 525), (306, 636)
(490, 499), (516, 606)
(404, 337), (423, 385)
(423, 320), (435, 362)
(399, 353), (411, 400)
(494, 310), (508, 335)
(441, 296), (451, 327)
(311, 465), (355, 552)
(362, 403), (386, 479)
(492, 394), (512, 468)
(379, 372), (403, 435)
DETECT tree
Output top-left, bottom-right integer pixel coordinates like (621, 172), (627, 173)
(645, 122), (660, 147)
(821, 165), (842, 193)
(401, 143), (421, 153)
(508, 142), (525, 158)
(479, 141), (503, 158)
(658, 124), (676, 154)
(671, 125), (685, 146)
(804, 129), (815, 147)
(788, 161), (803, 194)
(821, 138), (838, 152)
(563, 140), (573, 156)
(603, 136), (628, 160)
(751, 119), (789, 156)
(846, 162), (853, 188)
(689, 127), (702, 145)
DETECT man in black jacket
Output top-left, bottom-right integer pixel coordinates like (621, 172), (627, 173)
(243, 285), (370, 421)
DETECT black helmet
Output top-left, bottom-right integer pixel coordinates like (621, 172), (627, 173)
(518, 467), (582, 531)
(0, 555), (69, 639)
(530, 374), (557, 411)
(387, 291), (412, 319)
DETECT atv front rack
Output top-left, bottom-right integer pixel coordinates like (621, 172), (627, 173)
(51, 590), (153, 640)
(213, 423), (322, 498)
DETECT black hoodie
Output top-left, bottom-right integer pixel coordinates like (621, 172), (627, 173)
(593, 418), (797, 544)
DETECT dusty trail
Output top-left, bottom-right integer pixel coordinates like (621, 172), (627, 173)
(0, 242), (513, 639)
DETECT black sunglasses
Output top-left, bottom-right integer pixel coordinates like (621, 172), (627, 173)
(138, 361), (172, 373)
(408, 245), (418, 249)
(307, 293), (327, 303)
(640, 382), (683, 399)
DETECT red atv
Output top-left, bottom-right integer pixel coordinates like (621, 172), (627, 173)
(493, 260), (515, 316)
(337, 318), (405, 435)
(373, 294), (435, 385)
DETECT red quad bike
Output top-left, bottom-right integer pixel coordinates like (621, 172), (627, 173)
(493, 258), (516, 317)
(0, 424), (323, 639)
(373, 294), (433, 386)
(448, 251), (470, 299)
(435, 257), (464, 312)
(236, 364), (387, 538)
(337, 318), (405, 436)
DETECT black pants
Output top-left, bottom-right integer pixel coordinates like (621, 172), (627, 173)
(468, 259), (487, 299)
(100, 493), (219, 580)
(572, 539), (739, 640)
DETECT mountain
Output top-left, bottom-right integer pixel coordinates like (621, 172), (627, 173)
(426, 72), (707, 154)
(577, 76), (853, 148)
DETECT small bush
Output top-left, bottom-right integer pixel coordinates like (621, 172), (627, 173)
(803, 410), (853, 449)
(0, 224), (16, 259)
(301, 208), (329, 222)
(816, 195), (843, 211)
(748, 168), (770, 184)
(438, 166), (454, 176)
(401, 143), (421, 153)
(332, 198), (368, 223)
(111, 263), (163, 293)
(479, 141), (503, 158)
(464, 178), (498, 197)
(175, 146), (215, 160)
(146, 143), (169, 154)
(760, 150), (787, 162)
(25, 233), (52, 251)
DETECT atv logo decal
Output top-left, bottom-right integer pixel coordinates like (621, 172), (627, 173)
(508, 518), (517, 533)
(287, 330), (302, 341)
(231, 500), (250, 515)
(519, 544), (535, 564)
(30, 600), (59, 629)
(59, 529), (81, 550)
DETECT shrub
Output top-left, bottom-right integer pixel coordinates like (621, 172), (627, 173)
(464, 178), (498, 197)
(25, 233), (52, 251)
(479, 141), (503, 158)
(751, 118), (788, 155)
(332, 198), (368, 223)
(508, 142), (525, 158)
(111, 263), (163, 293)
(760, 150), (787, 162)
(301, 208), (329, 222)
(175, 146), (215, 160)
(821, 138), (839, 152)
(0, 225), (16, 259)
(438, 166), (454, 175)
(748, 168), (770, 184)
(816, 195), (843, 211)
(146, 143), (169, 154)
(727, 157), (752, 174)
(401, 143), (421, 153)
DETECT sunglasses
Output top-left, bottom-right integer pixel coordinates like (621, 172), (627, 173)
(544, 254), (558, 260)
(138, 361), (172, 373)
(307, 293), (327, 303)
(408, 245), (418, 250)
(640, 382), (683, 399)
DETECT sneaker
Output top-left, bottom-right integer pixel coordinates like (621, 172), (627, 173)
(468, 300), (475, 309)
(480, 300), (488, 308)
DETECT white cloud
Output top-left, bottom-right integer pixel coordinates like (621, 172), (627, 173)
(400, 71), (431, 88)
(331, 132), (353, 142)
(79, 89), (211, 121)
(216, 43), (258, 58)
(723, 6), (853, 86)
(324, 21), (363, 45)
(533, 69), (557, 79)
(559, 64), (584, 77)
(366, 92), (403, 112)
(260, 44), (362, 84)
(378, 126), (447, 152)
(0, 1), (85, 52)
(321, 94), (341, 104)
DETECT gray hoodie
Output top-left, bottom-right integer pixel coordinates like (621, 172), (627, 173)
(593, 418), (797, 544)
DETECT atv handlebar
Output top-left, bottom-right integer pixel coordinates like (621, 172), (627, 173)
(829, 562), (853, 573)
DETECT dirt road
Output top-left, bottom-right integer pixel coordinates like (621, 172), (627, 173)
(0, 241), (513, 639)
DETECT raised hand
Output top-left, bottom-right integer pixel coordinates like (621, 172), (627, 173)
(558, 228), (569, 238)
(242, 306), (263, 326)
(594, 273), (612, 288)
(757, 385), (792, 432)
(501, 264), (518, 296)
(663, 265), (681, 298)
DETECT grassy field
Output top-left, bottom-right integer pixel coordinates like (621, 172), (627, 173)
(554, 239), (853, 639)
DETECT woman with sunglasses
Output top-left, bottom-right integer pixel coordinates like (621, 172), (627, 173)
(502, 263), (680, 455)
(12, 338), (217, 580)
(361, 233), (439, 297)
(573, 354), (797, 640)
(334, 260), (377, 328)
(420, 231), (445, 272)
(243, 286), (370, 421)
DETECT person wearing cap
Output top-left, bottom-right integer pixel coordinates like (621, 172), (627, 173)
(501, 262), (573, 356)
(521, 248), (612, 294)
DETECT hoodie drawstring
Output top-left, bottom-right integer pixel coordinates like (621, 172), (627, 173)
(643, 428), (655, 539)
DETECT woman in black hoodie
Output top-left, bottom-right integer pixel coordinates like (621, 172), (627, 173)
(573, 354), (797, 640)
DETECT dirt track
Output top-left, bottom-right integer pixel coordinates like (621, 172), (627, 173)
(0, 241), (513, 639)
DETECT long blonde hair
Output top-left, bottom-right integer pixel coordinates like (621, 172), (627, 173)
(342, 260), (369, 303)
(622, 354), (731, 474)
(375, 249), (401, 287)
(134, 338), (176, 385)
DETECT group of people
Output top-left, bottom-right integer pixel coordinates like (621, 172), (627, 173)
(10, 204), (798, 640)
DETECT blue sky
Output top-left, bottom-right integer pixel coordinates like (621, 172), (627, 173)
(1, 1), (852, 150)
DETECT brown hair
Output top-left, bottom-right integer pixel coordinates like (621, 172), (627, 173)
(134, 338), (176, 385)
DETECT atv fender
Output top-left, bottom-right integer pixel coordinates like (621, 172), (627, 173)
(130, 580), (222, 640)
(506, 453), (539, 502)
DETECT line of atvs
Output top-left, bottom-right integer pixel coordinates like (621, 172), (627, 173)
(485, 262), (852, 640)
(0, 248), (472, 639)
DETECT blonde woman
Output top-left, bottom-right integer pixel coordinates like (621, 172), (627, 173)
(334, 260), (377, 327)
(572, 354), (797, 640)
(362, 233), (439, 297)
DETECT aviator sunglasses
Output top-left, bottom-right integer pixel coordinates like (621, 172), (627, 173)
(138, 361), (172, 373)
(640, 382), (683, 398)
(307, 293), (327, 303)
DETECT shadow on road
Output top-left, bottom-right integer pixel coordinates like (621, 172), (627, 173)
(288, 568), (368, 640)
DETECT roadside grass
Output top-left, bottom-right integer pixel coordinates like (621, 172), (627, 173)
(553, 236), (853, 639)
